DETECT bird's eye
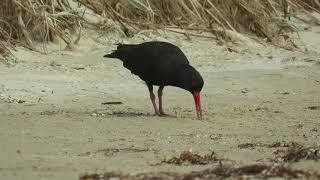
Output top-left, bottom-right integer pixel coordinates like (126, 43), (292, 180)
(191, 80), (196, 87)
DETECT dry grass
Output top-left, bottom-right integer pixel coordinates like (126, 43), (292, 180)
(76, 0), (320, 43)
(0, 0), (82, 54)
(0, 41), (11, 60)
(0, 0), (320, 58)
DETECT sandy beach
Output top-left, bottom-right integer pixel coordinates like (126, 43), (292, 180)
(0, 24), (320, 179)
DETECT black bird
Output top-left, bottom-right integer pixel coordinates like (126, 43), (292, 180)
(103, 41), (204, 119)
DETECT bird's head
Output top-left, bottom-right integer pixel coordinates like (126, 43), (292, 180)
(177, 65), (204, 119)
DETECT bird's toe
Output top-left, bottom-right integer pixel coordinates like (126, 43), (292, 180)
(159, 112), (170, 117)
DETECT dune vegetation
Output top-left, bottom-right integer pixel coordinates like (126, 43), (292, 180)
(1, 0), (320, 58)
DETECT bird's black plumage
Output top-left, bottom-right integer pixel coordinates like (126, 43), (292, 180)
(103, 41), (204, 119)
(104, 41), (203, 92)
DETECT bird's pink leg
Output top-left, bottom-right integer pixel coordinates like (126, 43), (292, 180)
(158, 86), (169, 116)
(150, 91), (160, 116)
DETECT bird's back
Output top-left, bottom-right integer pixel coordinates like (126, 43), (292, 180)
(108, 41), (190, 86)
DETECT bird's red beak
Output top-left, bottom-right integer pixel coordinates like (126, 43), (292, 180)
(193, 92), (202, 120)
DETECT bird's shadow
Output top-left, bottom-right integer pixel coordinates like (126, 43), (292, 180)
(108, 111), (152, 117)
(108, 111), (177, 118)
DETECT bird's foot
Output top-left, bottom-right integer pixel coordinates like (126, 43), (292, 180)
(153, 111), (170, 117)
(153, 111), (160, 116)
(159, 111), (170, 117)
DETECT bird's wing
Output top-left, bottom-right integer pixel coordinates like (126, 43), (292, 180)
(139, 41), (190, 65)
(114, 42), (190, 85)
(131, 42), (190, 84)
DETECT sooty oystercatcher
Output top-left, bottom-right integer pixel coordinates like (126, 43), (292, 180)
(103, 41), (204, 119)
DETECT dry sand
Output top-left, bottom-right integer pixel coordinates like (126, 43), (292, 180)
(0, 25), (320, 179)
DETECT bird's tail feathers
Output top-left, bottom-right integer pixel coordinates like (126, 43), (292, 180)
(103, 43), (137, 59)
(103, 50), (118, 59)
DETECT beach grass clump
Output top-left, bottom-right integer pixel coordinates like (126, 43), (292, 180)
(0, 0), (83, 53)
(76, 0), (319, 44)
(1, 0), (320, 57)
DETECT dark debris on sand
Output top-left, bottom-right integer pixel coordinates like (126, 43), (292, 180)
(234, 164), (320, 179)
(159, 150), (219, 165)
(79, 164), (320, 180)
(237, 142), (320, 162)
(238, 141), (303, 149)
(79, 146), (320, 180)
(79, 146), (149, 157)
(282, 146), (320, 162)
